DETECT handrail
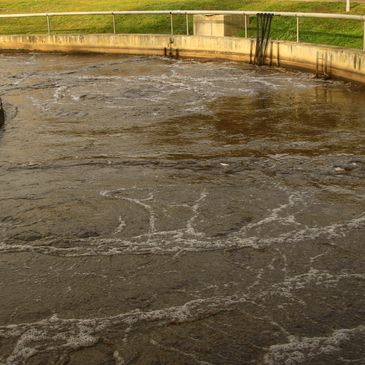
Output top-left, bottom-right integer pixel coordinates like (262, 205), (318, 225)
(0, 10), (364, 50)
(0, 10), (364, 20)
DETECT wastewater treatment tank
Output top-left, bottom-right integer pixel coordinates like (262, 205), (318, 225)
(0, 53), (364, 365)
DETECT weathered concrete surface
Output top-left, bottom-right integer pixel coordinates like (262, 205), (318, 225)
(193, 14), (246, 37)
(0, 33), (364, 84)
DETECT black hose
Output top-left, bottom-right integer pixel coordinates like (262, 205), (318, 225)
(254, 13), (274, 66)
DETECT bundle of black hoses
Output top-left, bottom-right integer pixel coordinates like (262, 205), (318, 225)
(254, 13), (274, 66)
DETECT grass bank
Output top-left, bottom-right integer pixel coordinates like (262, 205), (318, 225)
(0, 0), (364, 49)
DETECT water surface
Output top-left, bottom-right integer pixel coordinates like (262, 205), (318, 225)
(0, 54), (364, 365)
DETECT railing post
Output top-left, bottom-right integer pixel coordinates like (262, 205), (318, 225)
(112, 12), (116, 34)
(46, 14), (51, 35)
(170, 12), (174, 36)
(245, 15), (248, 38)
(296, 16), (300, 43)
(346, 0), (351, 12)
(186, 13), (189, 35)
(170, 12), (174, 40)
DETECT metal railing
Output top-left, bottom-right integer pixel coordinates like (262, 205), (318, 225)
(0, 10), (364, 50)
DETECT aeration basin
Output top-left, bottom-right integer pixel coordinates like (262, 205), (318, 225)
(0, 53), (364, 364)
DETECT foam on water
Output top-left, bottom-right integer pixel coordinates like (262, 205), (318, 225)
(263, 326), (365, 365)
(1, 275), (363, 365)
(0, 296), (247, 365)
(0, 54), (364, 364)
(0, 189), (364, 256)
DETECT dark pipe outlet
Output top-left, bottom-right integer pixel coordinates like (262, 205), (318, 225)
(0, 99), (5, 128)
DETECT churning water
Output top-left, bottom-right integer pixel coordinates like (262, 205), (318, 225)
(0, 53), (364, 364)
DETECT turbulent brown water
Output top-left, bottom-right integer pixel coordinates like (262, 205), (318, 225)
(0, 53), (364, 365)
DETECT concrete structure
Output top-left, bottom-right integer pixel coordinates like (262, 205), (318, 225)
(193, 15), (246, 37)
(0, 34), (364, 84)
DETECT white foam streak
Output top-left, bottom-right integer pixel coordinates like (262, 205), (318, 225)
(1, 211), (364, 257)
(0, 296), (246, 365)
(263, 325), (365, 365)
(186, 190), (208, 236)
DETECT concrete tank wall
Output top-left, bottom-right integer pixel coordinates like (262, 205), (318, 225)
(0, 33), (364, 84)
(193, 15), (246, 37)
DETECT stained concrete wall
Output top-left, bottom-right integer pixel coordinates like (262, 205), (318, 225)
(0, 33), (364, 84)
(193, 15), (246, 37)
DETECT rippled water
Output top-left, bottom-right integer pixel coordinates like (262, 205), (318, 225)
(0, 53), (364, 365)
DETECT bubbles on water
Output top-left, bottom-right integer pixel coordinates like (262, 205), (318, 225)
(263, 326), (365, 365)
(0, 54), (364, 364)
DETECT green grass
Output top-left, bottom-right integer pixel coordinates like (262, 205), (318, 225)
(0, 0), (364, 49)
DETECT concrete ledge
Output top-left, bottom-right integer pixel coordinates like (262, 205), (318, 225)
(0, 34), (364, 84)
